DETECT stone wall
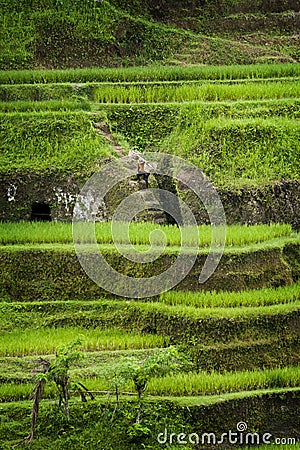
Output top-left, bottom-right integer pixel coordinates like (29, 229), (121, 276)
(1, 170), (299, 230)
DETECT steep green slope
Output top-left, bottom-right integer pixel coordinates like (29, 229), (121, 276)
(1, 0), (299, 69)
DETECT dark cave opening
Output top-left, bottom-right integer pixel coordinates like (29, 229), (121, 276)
(31, 202), (52, 221)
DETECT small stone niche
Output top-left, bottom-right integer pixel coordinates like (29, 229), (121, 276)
(31, 202), (52, 221)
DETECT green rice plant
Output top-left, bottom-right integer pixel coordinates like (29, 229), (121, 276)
(146, 366), (300, 396)
(52, 365), (300, 398)
(0, 83), (80, 102)
(100, 98), (300, 151)
(160, 281), (300, 309)
(0, 222), (293, 246)
(197, 98), (300, 120)
(0, 379), (107, 403)
(0, 383), (56, 402)
(0, 327), (165, 357)
(0, 383), (34, 402)
(0, 221), (73, 245)
(1, 63), (299, 84)
(1, 78), (297, 103)
(224, 223), (293, 246)
(137, 299), (300, 321)
(75, 376), (123, 392)
(94, 80), (300, 104)
(0, 99), (91, 113)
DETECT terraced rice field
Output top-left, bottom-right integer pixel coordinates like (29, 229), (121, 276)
(0, 63), (299, 448)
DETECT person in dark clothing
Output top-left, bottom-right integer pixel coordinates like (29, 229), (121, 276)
(137, 159), (150, 189)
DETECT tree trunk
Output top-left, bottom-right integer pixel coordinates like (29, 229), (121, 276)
(15, 360), (50, 446)
(136, 390), (142, 424)
(62, 384), (69, 417)
(28, 378), (47, 444)
(111, 384), (119, 422)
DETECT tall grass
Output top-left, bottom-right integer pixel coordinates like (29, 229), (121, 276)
(138, 300), (300, 321)
(0, 111), (110, 172)
(94, 80), (300, 104)
(0, 222), (293, 246)
(146, 366), (300, 396)
(1, 64), (299, 84)
(0, 83), (80, 102)
(78, 366), (300, 396)
(2, 366), (299, 402)
(0, 382), (55, 402)
(0, 327), (164, 357)
(1, 79), (298, 104)
(0, 99), (91, 113)
(190, 98), (300, 120)
(160, 282), (300, 308)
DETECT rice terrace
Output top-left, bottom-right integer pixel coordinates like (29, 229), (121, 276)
(0, 0), (300, 449)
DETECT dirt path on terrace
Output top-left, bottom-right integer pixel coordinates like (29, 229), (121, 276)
(93, 121), (125, 157)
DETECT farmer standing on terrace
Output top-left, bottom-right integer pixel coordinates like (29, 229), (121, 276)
(137, 158), (150, 189)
